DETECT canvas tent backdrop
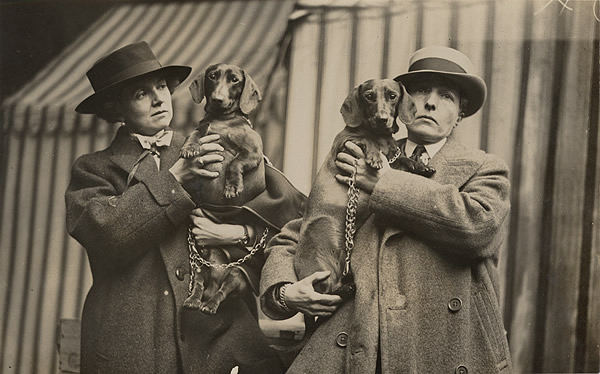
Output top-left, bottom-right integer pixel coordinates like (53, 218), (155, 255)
(1, 0), (599, 373)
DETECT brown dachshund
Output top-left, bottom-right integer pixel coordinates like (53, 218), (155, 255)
(293, 79), (435, 298)
(181, 64), (263, 314)
(181, 63), (264, 201)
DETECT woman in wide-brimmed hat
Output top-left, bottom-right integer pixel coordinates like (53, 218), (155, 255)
(260, 46), (513, 373)
(65, 42), (287, 373)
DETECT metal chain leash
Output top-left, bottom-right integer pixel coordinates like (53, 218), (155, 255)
(187, 225), (269, 295)
(387, 146), (402, 164)
(343, 160), (360, 276)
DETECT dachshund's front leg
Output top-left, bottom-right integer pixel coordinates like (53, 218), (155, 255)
(200, 267), (247, 314)
(183, 267), (206, 309)
(179, 130), (204, 159)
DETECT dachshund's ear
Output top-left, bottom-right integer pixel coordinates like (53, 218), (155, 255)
(396, 83), (416, 125)
(340, 86), (363, 128)
(189, 72), (206, 104)
(240, 71), (262, 115)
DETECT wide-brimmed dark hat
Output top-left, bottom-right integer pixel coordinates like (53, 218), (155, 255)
(394, 46), (487, 117)
(76, 41), (192, 114)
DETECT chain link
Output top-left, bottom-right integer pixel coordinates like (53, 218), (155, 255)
(343, 160), (360, 276)
(387, 146), (402, 164)
(187, 225), (269, 295)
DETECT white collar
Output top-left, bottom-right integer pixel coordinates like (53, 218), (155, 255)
(404, 137), (447, 158)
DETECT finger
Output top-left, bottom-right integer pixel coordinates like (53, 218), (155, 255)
(194, 170), (219, 178)
(336, 151), (356, 165)
(198, 134), (221, 144)
(199, 154), (224, 165)
(197, 142), (224, 154)
(343, 141), (364, 158)
(335, 174), (352, 185)
(190, 208), (205, 217)
(312, 294), (344, 305)
(304, 271), (331, 285)
(335, 160), (355, 175)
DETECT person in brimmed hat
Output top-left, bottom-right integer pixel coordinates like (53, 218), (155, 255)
(65, 42), (286, 373)
(260, 46), (513, 373)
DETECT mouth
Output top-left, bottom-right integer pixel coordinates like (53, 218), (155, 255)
(416, 115), (438, 125)
(152, 110), (169, 117)
(206, 102), (235, 114)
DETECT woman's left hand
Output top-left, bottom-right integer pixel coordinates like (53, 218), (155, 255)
(334, 141), (391, 193)
(189, 208), (246, 246)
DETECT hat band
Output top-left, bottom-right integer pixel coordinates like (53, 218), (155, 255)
(90, 59), (163, 92)
(408, 57), (467, 74)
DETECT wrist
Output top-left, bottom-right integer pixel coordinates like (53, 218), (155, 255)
(277, 283), (293, 313)
(237, 224), (250, 246)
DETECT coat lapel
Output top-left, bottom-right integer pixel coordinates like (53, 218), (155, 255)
(427, 135), (484, 188)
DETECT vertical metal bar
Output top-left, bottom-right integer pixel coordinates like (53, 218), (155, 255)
(349, 7), (359, 90)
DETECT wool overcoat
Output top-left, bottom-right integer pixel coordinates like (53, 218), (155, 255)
(260, 135), (513, 374)
(66, 127), (293, 374)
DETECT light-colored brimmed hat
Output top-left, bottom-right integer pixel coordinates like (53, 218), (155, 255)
(76, 41), (191, 114)
(394, 46), (487, 117)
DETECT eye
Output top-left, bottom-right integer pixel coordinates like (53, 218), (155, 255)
(364, 92), (375, 101)
(208, 72), (217, 80)
(389, 93), (397, 100)
(134, 90), (146, 100)
(158, 83), (168, 90)
(231, 76), (240, 84)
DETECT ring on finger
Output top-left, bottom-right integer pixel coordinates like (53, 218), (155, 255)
(197, 157), (204, 166)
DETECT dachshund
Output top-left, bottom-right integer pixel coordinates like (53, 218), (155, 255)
(181, 63), (263, 201)
(293, 79), (436, 299)
(181, 64), (263, 314)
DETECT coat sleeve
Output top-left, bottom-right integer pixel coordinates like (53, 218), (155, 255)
(259, 217), (303, 319)
(369, 153), (510, 260)
(65, 153), (196, 270)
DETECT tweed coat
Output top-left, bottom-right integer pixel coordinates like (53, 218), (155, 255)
(260, 135), (513, 374)
(66, 127), (288, 374)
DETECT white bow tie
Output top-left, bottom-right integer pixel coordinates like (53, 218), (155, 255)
(132, 129), (173, 153)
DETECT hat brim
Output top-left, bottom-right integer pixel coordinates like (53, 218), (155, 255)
(75, 65), (192, 114)
(394, 70), (487, 117)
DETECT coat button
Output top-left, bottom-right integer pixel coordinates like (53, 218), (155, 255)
(448, 297), (462, 312)
(455, 365), (468, 374)
(336, 332), (348, 348)
(175, 268), (186, 281)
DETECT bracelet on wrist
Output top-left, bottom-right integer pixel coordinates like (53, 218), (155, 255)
(278, 283), (292, 313)
(238, 224), (250, 246)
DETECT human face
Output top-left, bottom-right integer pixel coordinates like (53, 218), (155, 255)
(405, 78), (462, 144)
(117, 74), (173, 136)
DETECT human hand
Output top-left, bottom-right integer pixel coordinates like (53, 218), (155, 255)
(284, 271), (343, 317)
(189, 208), (246, 246)
(170, 134), (224, 184)
(334, 141), (391, 193)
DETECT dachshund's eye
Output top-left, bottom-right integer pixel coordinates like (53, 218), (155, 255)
(389, 93), (397, 100)
(208, 72), (217, 80)
(364, 92), (375, 101)
(231, 76), (240, 83)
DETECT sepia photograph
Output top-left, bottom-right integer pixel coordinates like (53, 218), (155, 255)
(0, 0), (598, 373)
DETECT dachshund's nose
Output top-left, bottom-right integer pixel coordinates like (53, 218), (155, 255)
(211, 97), (224, 105)
(375, 117), (390, 127)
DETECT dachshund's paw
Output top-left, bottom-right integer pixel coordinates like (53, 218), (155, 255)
(410, 160), (436, 177)
(183, 296), (204, 310)
(331, 282), (356, 300)
(365, 152), (384, 169)
(180, 146), (201, 159)
(224, 184), (242, 199)
(200, 302), (219, 315)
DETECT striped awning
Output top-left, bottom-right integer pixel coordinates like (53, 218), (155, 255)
(1, 0), (295, 135)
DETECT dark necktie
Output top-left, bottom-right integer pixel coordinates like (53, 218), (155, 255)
(410, 145), (430, 165)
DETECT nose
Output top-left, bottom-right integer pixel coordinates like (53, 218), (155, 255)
(424, 93), (438, 111)
(375, 116), (390, 127)
(152, 89), (164, 106)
